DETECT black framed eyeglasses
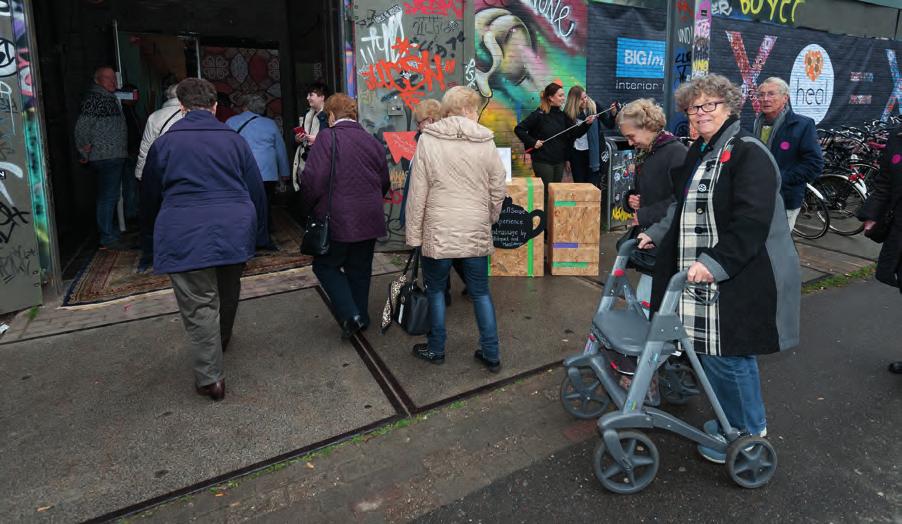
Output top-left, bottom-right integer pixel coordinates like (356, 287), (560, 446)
(685, 101), (726, 115)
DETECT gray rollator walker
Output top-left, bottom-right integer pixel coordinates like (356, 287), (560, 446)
(560, 239), (777, 494)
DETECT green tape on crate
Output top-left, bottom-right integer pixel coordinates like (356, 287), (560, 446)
(554, 201), (577, 207)
(552, 262), (590, 268)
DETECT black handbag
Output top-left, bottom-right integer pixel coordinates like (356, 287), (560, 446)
(300, 130), (336, 256)
(616, 225), (657, 274)
(394, 249), (431, 336)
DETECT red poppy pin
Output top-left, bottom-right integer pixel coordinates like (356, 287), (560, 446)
(719, 150), (732, 163)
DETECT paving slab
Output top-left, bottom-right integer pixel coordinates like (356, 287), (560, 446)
(416, 279), (902, 523)
(360, 273), (603, 409)
(797, 231), (882, 261)
(0, 289), (395, 523)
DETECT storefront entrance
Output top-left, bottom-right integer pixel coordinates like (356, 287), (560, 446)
(30, 0), (344, 295)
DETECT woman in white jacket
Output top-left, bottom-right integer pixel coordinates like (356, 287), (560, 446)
(405, 86), (507, 372)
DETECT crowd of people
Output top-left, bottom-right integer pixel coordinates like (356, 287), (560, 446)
(74, 69), (901, 428)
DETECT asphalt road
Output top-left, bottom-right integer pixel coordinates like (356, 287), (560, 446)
(416, 279), (902, 524)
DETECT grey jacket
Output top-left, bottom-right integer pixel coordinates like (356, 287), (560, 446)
(74, 84), (128, 162)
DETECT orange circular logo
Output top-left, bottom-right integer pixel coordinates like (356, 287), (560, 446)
(804, 50), (824, 81)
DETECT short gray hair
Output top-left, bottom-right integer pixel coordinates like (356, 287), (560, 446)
(243, 94), (267, 115)
(759, 77), (789, 96)
(674, 74), (742, 117)
(165, 84), (179, 100)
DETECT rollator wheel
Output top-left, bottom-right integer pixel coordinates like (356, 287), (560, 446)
(726, 436), (778, 489)
(560, 368), (610, 419)
(660, 362), (699, 406)
(593, 430), (659, 494)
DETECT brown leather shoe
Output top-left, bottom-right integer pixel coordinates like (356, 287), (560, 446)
(196, 379), (226, 401)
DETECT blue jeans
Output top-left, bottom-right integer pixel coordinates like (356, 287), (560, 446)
(421, 255), (499, 361)
(699, 355), (767, 435)
(92, 158), (125, 245)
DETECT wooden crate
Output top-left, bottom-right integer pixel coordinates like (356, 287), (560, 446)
(489, 177), (545, 277)
(547, 183), (601, 276)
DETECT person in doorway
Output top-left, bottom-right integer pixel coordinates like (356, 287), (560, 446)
(638, 74), (800, 463)
(515, 83), (596, 204)
(564, 86), (617, 187)
(302, 94), (390, 340)
(119, 83), (143, 226)
(215, 92), (237, 122)
(292, 81), (331, 189)
(74, 66), (129, 250)
(405, 86), (507, 372)
(142, 78), (267, 401)
(227, 94), (288, 250)
(752, 77), (824, 229)
(617, 98), (687, 303)
(134, 83), (184, 271)
(857, 126), (902, 374)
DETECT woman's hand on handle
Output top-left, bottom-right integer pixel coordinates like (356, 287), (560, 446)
(628, 194), (640, 210)
(534, 139), (544, 149)
(687, 261), (714, 283)
(585, 114), (596, 125)
(637, 232), (655, 250)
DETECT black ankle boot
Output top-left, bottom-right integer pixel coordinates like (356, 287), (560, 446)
(341, 315), (365, 340)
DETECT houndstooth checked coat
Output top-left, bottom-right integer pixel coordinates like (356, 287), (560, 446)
(646, 119), (801, 357)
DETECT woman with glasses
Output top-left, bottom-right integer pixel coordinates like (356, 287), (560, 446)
(637, 74), (800, 464)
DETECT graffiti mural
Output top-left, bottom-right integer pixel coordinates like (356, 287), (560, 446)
(0, 0), (42, 313)
(472, 0), (588, 178)
(353, 0), (470, 250)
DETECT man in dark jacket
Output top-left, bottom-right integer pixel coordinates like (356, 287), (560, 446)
(753, 77), (824, 228)
(142, 78), (267, 401)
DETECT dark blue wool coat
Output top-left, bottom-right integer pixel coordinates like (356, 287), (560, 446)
(142, 110), (267, 274)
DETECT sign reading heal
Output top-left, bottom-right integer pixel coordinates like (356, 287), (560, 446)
(790, 43), (834, 124)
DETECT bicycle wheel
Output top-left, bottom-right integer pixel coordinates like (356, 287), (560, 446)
(793, 188), (830, 240)
(814, 176), (866, 236)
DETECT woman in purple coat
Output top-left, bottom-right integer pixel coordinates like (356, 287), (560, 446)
(302, 94), (391, 339)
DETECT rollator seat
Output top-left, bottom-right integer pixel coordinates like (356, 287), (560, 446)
(592, 309), (676, 356)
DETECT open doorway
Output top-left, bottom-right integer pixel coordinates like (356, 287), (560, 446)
(29, 0), (343, 305)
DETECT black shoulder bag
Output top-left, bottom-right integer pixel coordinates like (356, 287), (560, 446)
(300, 130), (336, 256)
(393, 249), (431, 336)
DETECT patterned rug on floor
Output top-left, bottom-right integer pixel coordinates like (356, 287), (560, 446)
(63, 209), (312, 307)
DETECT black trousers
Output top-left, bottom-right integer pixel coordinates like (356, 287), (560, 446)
(313, 239), (376, 327)
(570, 149), (601, 187)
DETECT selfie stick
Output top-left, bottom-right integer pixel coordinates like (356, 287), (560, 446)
(524, 106), (615, 154)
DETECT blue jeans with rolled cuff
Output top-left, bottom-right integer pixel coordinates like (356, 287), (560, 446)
(699, 354), (767, 435)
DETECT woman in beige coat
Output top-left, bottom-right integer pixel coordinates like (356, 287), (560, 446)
(405, 86), (507, 372)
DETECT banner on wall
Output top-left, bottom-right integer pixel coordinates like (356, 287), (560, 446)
(713, 16), (902, 128)
(588, 4), (666, 111)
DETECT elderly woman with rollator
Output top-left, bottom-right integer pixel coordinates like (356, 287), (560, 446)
(638, 74), (800, 463)
(405, 86), (507, 372)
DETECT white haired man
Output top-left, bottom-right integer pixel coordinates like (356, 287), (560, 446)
(753, 77), (824, 228)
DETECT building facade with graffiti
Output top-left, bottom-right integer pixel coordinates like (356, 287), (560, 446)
(3, 0), (902, 313)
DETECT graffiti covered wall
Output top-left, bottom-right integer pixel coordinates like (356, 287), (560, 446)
(353, 0), (471, 250)
(472, 0), (588, 178)
(0, 0), (43, 313)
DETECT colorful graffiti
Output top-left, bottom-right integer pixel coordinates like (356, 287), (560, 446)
(692, 0), (712, 78)
(472, 0), (588, 177)
(0, 0), (44, 312)
(725, 31), (777, 113)
(360, 38), (457, 109)
(354, 0), (467, 250)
